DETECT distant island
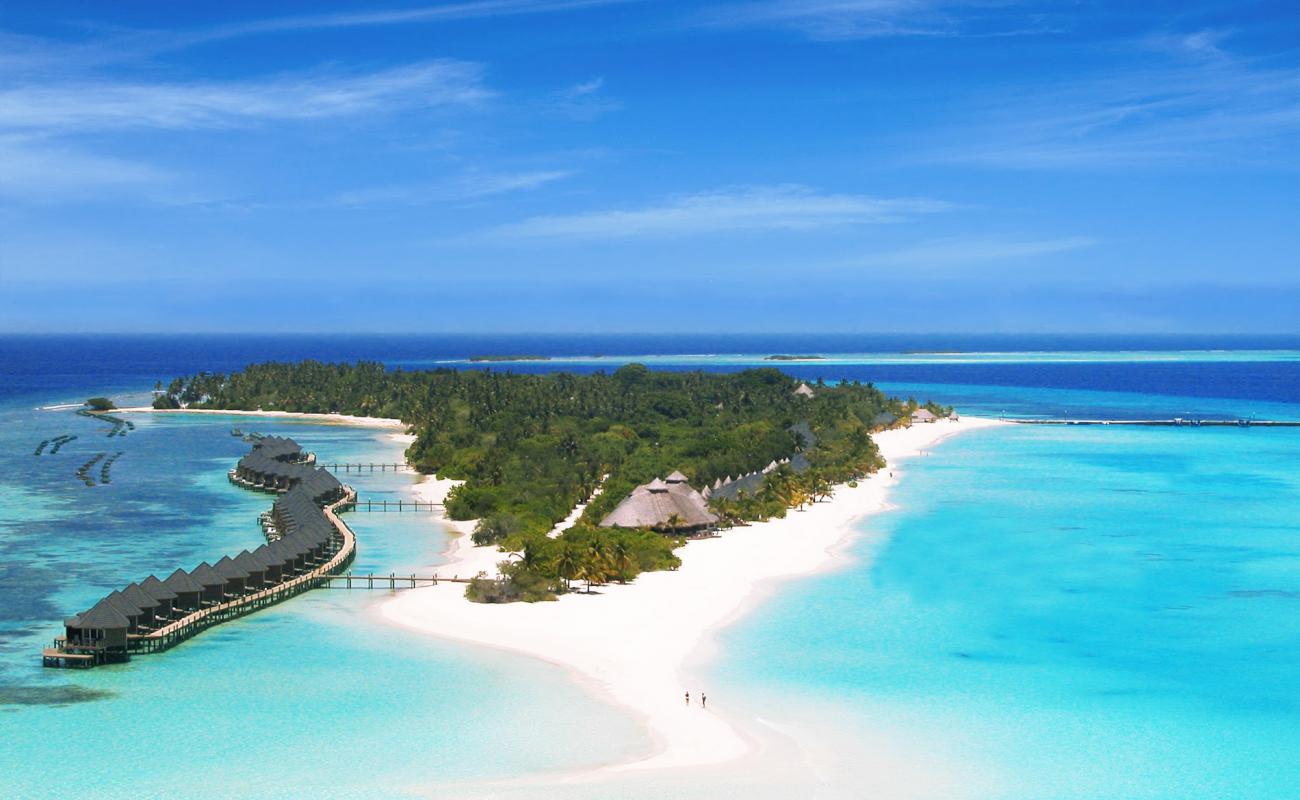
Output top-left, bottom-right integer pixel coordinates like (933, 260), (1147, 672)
(764, 354), (825, 361)
(156, 363), (948, 602)
(468, 354), (551, 362)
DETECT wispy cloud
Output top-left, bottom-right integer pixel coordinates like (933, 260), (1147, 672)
(542, 77), (621, 121)
(0, 60), (489, 132)
(0, 135), (170, 200)
(481, 184), (951, 240)
(922, 37), (1300, 169)
(703, 0), (1063, 40)
(853, 235), (1095, 270)
(183, 0), (639, 44)
(328, 170), (573, 207)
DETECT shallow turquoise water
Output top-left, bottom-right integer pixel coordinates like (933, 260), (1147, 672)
(0, 408), (646, 798)
(712, 424), (1300, 799)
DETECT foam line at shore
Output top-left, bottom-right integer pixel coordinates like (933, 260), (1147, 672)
(381, 417), (1005, 778)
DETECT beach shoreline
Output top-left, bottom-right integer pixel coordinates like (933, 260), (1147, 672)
(380, 416), (1005, 781)
(109, 406), (407, 429)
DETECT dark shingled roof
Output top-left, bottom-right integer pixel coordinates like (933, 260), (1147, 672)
(250, 544), (283, 570)
(167, 569), (208, 595)
(189, 561), (227, 589)
(212, 555), (249, 580)
(232, 550), (266, 576)
(66, 599), (132, 631)
(103, 590), (142, 618)
(139, 575), (178, 601)
(164, 567), (206, 594)
(121, 583), (160, 612)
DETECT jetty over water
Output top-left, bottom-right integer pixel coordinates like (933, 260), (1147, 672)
(43, 436), (357, 669)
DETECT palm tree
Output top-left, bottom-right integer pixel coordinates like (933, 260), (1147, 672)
(665, 513), (686, 536)
(553, 545), (581, 593)
(610, 539), (634, 583)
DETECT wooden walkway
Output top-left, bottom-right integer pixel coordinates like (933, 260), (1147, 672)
(1005, 418), (1300, 427)
(317, 462), (412, 472)
(44, 489), (359, 667)
(342, 498), (441, 512)
(319, 572), (471, 589)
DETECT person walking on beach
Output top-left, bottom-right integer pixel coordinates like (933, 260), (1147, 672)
(701, 693), (707, 709)
(685, 691), (690, 706)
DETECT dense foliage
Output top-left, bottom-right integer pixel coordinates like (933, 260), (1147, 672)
(161, 361), (939, 601)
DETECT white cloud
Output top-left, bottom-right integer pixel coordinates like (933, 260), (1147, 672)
(854, 235), (1096, 270)
(0, 60), (489, 133)
(0, 135), (169, 200)
(921, 37), (1300, 169)
(483, 184), (951, 240)
(329, 170), (573, 207)
(704, 0), (1062, 40)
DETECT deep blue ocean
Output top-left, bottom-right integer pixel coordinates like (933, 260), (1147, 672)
(1, 334), (1298, 799)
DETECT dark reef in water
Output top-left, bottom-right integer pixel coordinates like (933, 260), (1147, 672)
(0, 685), (115, 708)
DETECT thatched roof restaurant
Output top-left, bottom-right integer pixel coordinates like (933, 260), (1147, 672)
(600, 471), (718, 534)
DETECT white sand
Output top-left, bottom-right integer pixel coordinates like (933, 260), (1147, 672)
(381, 417), (1004, 776)
(112, 407), (406, 429)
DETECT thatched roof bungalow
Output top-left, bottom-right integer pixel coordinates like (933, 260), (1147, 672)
(600, 473), (718, 534)
(64, 600), (131, 652)
(163, 568), (205, 613)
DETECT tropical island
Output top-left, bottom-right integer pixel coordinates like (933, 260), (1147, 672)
(763, 354), (825, 361)
(155, 362), (950, 602)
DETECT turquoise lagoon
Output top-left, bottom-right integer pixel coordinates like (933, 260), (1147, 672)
(0, 408), (646, 799)
(3, 339), (1300, 799)
(710, 422), (1300, 799)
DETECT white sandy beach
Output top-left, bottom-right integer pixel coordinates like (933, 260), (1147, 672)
(381, 417), (1004, 777)
(112, 407), (407, 429)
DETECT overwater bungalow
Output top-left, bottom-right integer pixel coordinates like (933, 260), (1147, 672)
(163, 568), (205, 613)
(212, 555), (250, 598)
(139, 575), (178, 620)
(121, 583), (161, 629)
(189, 561), (228, 605)
(103, 590), (145, 633)
(45, 437), (356, 669)
(61, 601), (131, 664)
(251, 544), (284, 584)
(232, 550), (268, 591)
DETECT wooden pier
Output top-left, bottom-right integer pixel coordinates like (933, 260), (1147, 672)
(320, 572), (471, 589)
(342, 498), (441, 512)
(317, 462), (412, 473)
(1004, 418), (1300, 427)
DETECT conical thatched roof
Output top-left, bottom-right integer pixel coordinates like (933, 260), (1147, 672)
(665, 470), (689, 483)
(600, 476), (718, 531)
(213, 556), (249, 580)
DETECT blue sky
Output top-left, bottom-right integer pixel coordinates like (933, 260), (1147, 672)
(1, 0), (1297, 333)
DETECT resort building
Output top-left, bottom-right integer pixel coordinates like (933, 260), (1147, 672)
(600, 471), (719, 534)
(794, 383), (816, 398)
(911, 408), (938, 424)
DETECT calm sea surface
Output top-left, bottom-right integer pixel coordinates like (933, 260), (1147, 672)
(1, 335), (1297, 799)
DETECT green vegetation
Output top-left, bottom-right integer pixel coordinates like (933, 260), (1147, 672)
(85, 397), (115, 411)
(160, 361), (930, 602)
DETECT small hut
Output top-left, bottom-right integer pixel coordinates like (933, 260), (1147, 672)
(212, 556), (250, 598)
(64, 600), (131, 657)
(103, 590), (144, 633)
(189, 561), (228, 605)
(163, 568), (205, 614)
(120, 584), (161, 629)
(139, 575), (178, 621)
(911, 408), (938, 424)
(793, 383), (816, 399)
(232, 550), (268, 591)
